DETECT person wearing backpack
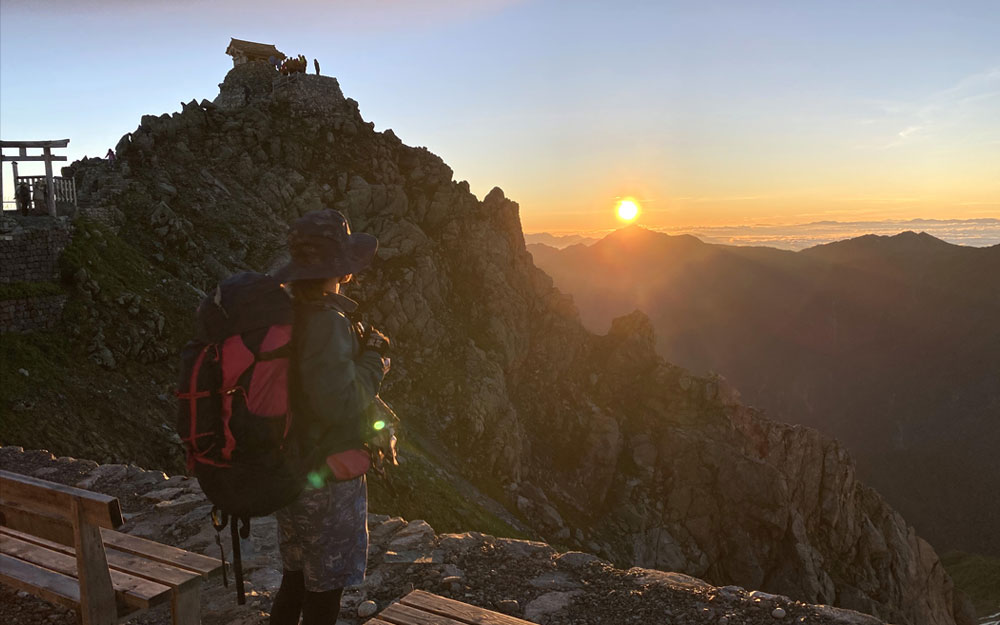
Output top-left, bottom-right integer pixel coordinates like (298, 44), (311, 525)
(269, 209), (389, 625)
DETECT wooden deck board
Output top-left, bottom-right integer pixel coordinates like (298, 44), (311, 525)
(377, 602), (473, 625)
(367, 590), (534, 625)
(401, 590), (533, 625)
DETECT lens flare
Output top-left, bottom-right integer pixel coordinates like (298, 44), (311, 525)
(616, 199), (640, 222)
(306, 471), (324, 489)
(373, 420), (386, 431)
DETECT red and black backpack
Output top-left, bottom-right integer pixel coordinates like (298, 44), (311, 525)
(176, 272), (304, 520)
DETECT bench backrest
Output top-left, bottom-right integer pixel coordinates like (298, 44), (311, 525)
(0, 470), (123, 544)
(1, 469), (124, 624)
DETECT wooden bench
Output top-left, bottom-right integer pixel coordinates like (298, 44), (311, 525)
(366, 589), (534, 625)
(0, 469), (221, 625)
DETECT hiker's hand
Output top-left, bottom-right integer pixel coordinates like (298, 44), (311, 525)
(364, 326), (390, 356)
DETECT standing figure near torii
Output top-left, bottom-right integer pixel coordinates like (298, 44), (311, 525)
(32, 180), (48, 215)
(15, 182), (31, 215)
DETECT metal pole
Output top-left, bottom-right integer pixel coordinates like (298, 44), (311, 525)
(44, 146), (56, 216)
(230, 522), (245, 605)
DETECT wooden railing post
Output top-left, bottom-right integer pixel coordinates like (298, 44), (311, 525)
(43, 146), (56, 217)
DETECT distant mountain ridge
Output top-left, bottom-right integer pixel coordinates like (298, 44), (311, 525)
(528, 226), (1000, 557)
(524, 232), (600, 248)
(526, 218), (1000, 250)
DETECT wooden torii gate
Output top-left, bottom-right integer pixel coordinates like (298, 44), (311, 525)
(0, 139), (70, 217)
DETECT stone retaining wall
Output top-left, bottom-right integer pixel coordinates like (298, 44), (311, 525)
(272, 73), (347, 113)
(78, 205), (123, 233)
(214, 60), (278, 110)
(0, 294), (67, 333)
(0, 218), (73, 284)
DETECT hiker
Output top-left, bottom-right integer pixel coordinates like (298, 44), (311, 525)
(32, 181), (48, 215)
(15, 182), (31, 215)
(105, 148), (115, 163)
(314, 58), (320, 75)
(269, 209), (389, 625)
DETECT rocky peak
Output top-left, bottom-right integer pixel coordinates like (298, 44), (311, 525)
(606, 309), (657, 359)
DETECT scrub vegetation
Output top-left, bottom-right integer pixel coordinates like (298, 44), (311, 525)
(941, 551), (1000, 616)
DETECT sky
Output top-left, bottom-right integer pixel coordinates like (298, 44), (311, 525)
(1, 0), (998, 235)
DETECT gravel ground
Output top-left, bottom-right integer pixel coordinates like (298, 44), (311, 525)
(0, 447), (886, 625)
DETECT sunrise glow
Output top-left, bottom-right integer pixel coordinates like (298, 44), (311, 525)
(616, 199), (640, 223)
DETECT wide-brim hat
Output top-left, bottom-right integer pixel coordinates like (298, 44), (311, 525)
(273, 209), (377, 282)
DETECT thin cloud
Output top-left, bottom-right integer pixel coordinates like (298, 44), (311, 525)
(869, 66), (1000, 150)
(672, 195), (772, 203)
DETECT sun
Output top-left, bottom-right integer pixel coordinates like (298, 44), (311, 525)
(616, 199), (640, 223)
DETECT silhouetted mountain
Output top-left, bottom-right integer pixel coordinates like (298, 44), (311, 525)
(528, 226), (1000, 557)
(524, 232), (600, 248)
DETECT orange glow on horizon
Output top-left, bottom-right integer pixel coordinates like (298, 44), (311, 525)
(518, 189), (999, 234)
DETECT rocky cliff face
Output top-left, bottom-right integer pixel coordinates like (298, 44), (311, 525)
(526, 227), (1000, 558)
(31, 62), (971, 624)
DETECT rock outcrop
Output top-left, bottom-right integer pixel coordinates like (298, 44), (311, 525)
(7, 62), (970, 624)
(526, 226), (1000, 558)
(0, 446), (908, 625)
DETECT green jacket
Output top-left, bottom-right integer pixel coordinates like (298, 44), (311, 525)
(290, 292), (385, 461)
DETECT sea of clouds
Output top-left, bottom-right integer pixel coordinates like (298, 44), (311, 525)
(526, 218), (1000, 251)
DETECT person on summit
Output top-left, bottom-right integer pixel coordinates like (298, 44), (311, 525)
(31, 180), (47, 215)
(15, 182), (31, 215)
(268, 209), (390, 625)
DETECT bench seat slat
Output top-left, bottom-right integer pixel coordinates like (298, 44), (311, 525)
(1, 534), (171, 609)
(101, 529), (221, 578)
(0, 553), (81, 611)
(377, 602), (472, 625)
(400, 590), (533, 625)
(1, 527), (202, 592)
